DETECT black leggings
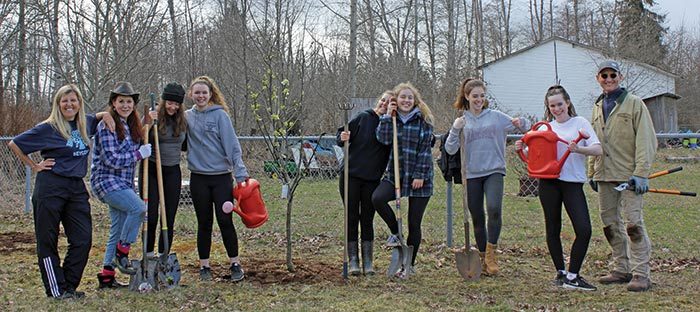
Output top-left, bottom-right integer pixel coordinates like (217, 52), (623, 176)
(190, 173), (238, 259)
(139, 162), (181, 254)
(538, 179), (592, 274)
(467, 173), (504, 252)
(339, 176), (378, 242)
(372, 180), (430, 265)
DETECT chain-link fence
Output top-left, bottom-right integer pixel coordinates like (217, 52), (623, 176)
(2, 133), (699, 213)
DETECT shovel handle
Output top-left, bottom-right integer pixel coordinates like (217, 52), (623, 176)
(648, 189), (696, 196)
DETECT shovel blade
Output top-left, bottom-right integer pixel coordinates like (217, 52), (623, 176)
(455, 249), (481, 281)
(397, 245), (414, 280)
(387, 247), (403, 278)
(157, 253), (181, 289)
(129, 259), (159, 292)
(614, 183), (629, 191)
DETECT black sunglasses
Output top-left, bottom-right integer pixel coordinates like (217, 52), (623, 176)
(600, 73), (617, 79)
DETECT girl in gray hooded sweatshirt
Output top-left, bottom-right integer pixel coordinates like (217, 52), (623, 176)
(186, 76), (249, 282)
(444, 78), (528, 276)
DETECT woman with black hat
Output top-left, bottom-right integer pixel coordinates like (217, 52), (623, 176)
(91, 81), (152, 286)
(141, 82), (187, 258)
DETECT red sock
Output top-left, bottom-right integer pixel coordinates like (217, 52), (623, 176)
(116, 241), (131, 256)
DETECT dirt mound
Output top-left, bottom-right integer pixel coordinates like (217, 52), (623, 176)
(0, 231), (35, 253)
(183, 257), (343, 286)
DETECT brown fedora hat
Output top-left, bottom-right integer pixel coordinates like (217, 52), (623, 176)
(109, 81), (140, 104)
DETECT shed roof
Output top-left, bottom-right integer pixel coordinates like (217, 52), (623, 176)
(478, 36), (678, 78)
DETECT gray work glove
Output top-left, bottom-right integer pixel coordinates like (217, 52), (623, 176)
(588, 179), (598, 192)
(628, 176), (649, 195)
(137, 144), (152, 160)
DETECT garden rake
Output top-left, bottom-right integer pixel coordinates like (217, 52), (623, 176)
(338, 97), (354, 279)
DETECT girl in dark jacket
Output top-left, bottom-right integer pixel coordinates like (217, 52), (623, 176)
(336, 91), (392, 275)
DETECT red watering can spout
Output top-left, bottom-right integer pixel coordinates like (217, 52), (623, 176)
(222, 179), (269, 229)
(517, 121), (589, 179)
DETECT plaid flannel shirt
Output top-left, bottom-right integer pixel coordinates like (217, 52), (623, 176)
(90, 119), (141, 200)
(376, 111), (434, 197)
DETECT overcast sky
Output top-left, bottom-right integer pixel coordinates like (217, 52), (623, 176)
(654, 0), (699, 30)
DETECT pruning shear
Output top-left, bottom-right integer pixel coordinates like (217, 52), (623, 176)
(613, 167), (696, 196)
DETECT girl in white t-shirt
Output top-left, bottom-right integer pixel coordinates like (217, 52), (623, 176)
(516, 85), (602, 291)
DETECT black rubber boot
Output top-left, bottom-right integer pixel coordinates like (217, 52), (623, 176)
(348, 241), (361, 276)
(361, 241), (374, 275)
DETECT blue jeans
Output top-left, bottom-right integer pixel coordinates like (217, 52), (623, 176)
(101, 189), (146, 266)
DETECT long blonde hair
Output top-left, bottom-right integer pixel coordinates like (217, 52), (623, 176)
(44, 84), (89, 143)
(189, 76), (230, 115)
(393, 82), (434, 125)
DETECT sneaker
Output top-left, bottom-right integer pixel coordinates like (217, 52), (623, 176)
(230, 263), (245, 282)
(53, 289), (85, 300)
(553, 272), (566, 286)
(386, 235), (401, 248)
(113, 255), (136, 275)
(114, 242), (136, 275)
(199, 267), (212, 281)
(563, 276), (597, 291)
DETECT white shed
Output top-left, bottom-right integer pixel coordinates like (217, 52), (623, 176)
(479, 37), (677, 122)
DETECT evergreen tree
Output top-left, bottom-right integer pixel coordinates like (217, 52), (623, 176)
(616, 0), (667, 67)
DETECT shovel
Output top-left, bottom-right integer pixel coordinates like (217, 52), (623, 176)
(150, 93), (181, 288)
(454, 120), (481, 280)
(130, 97), (157, 293)
(387, 112), (413, 279)
(614, 167), (683, 191)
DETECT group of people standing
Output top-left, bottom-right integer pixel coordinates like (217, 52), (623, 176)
(339, 61), (656, 293)
(8, 59), (657, 299)
(9, 76), (251, 299)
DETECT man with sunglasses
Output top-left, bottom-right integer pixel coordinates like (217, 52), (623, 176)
(587, 60), (657, 292)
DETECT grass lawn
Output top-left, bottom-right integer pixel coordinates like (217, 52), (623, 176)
(0, 148), (698, 311)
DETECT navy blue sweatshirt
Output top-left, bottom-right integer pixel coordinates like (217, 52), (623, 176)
(336, 108), (390, 181)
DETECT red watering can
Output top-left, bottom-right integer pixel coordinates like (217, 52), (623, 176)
(222, 178), (269, 229)
(517, 121), (589, 179)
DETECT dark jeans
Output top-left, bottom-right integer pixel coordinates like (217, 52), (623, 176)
(33, 171), (92, 297)
(538, 179), (592, 274)
(190, 173), (238, 259)
(371, 180), (430, 265)
(139, 162), (181, 254)
(339, 176), (379, 242)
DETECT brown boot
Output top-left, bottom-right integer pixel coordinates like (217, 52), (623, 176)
(485, 243), (500, 275)
(479, 252), (488, 276)
(598, 271), (633, 284)
(627, 275), (651, 292)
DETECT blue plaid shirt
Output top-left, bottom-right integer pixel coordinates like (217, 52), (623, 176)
(90, 119), (141, 200)
(376, 110), (434, 197)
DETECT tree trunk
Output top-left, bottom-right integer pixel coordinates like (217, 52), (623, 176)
(167, 0), (182, 81)
(350, 0), (357, 98)
(16, 0), (27, 105)
(286, 191), (295, 272)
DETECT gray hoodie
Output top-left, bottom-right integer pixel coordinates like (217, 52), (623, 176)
(445, 109), (527, 179)
(185, 105), (249, 181)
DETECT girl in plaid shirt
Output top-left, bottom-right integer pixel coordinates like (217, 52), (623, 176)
(91, 82), (152, 284)
(372, 82), (434, 272)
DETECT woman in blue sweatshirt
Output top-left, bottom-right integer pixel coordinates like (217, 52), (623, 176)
(444, 78), (527, 276)
(336, 91), (392, 275)
(185, 76), (249, 282)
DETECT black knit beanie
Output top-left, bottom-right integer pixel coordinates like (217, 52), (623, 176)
(161, 82), (185, 104)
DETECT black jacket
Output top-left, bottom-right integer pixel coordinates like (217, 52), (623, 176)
(437, 133), (462, 183)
